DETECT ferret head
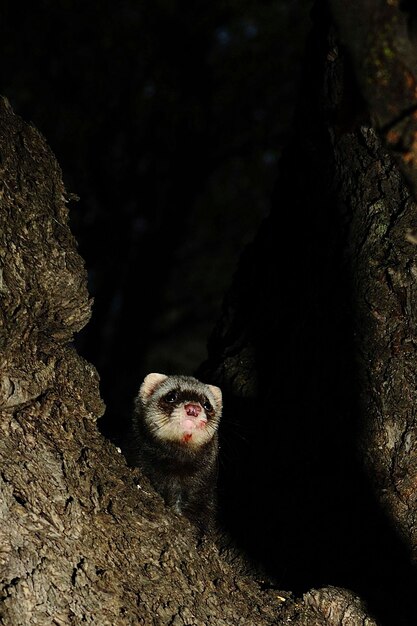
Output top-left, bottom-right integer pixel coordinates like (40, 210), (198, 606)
(137, 373), (222, 447)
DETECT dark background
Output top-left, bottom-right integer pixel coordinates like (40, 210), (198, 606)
(0, 0), (313, 441)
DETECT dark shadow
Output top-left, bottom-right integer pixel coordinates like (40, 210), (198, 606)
(215, 204), (417, 625)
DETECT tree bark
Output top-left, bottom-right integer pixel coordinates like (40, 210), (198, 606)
(325, 0), (417, 558)
(0, 99), (339, 625)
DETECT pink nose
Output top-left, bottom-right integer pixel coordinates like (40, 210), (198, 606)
(184, 403), (201, 417)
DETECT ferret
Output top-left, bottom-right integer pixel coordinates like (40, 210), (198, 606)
(127, 373), (222, 533)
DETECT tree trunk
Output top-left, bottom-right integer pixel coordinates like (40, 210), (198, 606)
(326, 0), (417, 559)
(0, 98), (345, 625)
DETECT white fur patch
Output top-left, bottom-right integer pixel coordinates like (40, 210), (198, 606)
(207, 384), (222, 413)
(153, 405), (215, 447)
(140, 373), (168, 401)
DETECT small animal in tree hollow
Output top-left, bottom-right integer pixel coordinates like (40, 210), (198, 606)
(127, 373), (222, 533)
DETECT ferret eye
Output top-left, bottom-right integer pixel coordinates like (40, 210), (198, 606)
(203, 399), (213, 412)
(164, 391), (178, 403)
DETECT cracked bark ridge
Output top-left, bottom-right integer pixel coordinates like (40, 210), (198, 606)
(316, 9), (417, 558)
(346, 127), (417, 552)
(304, 587), (378, 626)
(0, 96), (93, 411)
(0, 98), (340, 625)
(328, 0), (417, 201)
(319, 10), (417, 558)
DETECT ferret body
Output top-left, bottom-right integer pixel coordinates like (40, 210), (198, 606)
(127, 373), (222, 532)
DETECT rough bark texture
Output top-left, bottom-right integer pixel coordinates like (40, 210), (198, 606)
(336, 117), (417, 550)
(0, 98), (348, 625)
(304, 587), (378, 626)
(326, 0), (417, 563)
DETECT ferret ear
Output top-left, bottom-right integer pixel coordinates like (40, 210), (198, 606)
(140, 373), (168, 401)
(207, 384), (222, 411)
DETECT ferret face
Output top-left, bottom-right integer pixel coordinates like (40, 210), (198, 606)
(138, 373), (222, 447)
